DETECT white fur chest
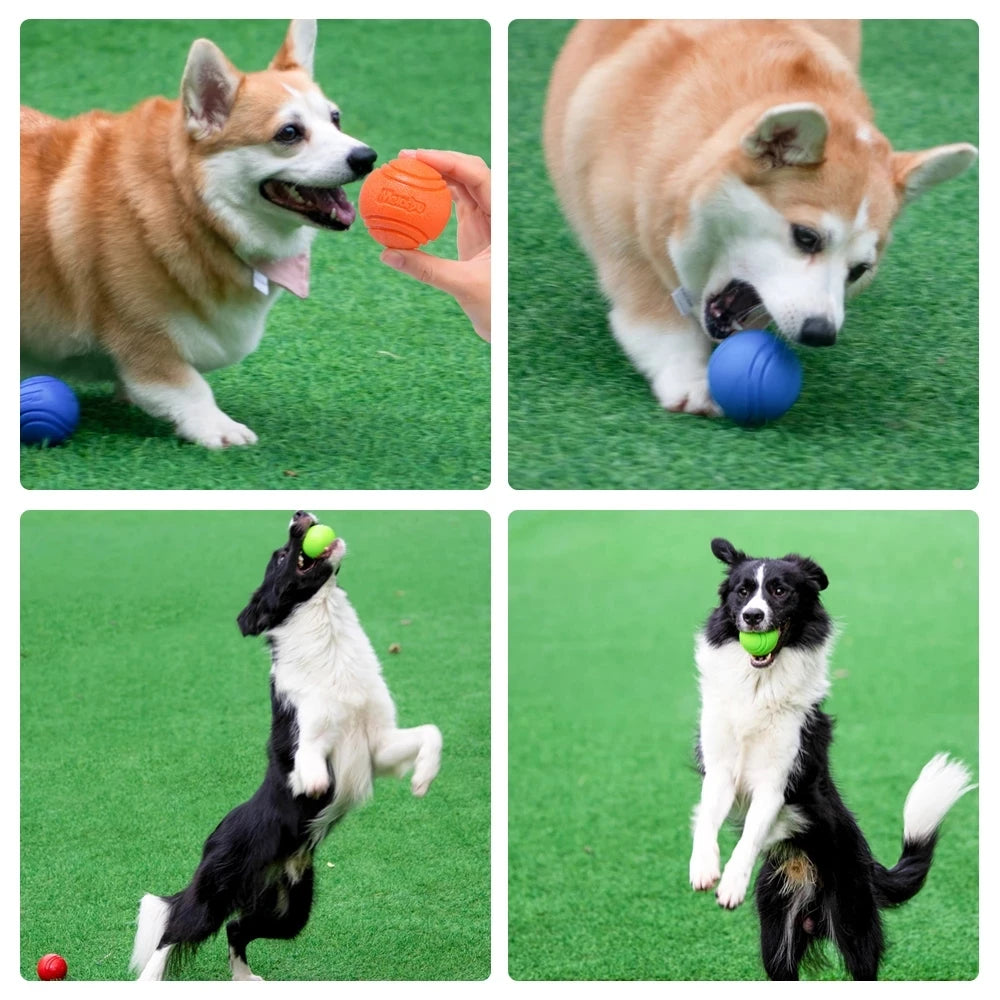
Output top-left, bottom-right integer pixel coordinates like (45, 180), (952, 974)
(694, 633), (831, 798)
(167, 289), (281, 373)
(270, 585), (397, 808)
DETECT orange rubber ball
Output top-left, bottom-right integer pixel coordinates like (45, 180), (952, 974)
(358, 158), (452, 250)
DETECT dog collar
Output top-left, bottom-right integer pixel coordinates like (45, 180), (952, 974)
(672, 286), (695, 317)
(248, 251), (312, 299)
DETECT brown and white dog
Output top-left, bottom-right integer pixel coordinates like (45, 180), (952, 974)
(544, 20), (977, 415)
(21, 20), (376, 447)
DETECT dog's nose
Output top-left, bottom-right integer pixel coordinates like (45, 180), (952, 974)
(348, 146), (377, 178)
(742, 609), (766, 628)
(799, 316), (837, 347)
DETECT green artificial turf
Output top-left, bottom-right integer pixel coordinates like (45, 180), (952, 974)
(20, 20), (490, 490)
(508, 21), (979, 489)
(508, 511), (978, 980)
(20, 510), (490, 981)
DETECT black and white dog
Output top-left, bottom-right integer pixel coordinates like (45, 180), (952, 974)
(689, 537), (973, 980)
(129, 512), (442, 981)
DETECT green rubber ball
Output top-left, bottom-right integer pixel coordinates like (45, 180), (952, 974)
(739, 629), (780, 656)
(302, 524), (337, 558)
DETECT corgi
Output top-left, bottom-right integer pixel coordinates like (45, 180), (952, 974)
(543, 20), (977, 415)
(20, 20), (376, 448)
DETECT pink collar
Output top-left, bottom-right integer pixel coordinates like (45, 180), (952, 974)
(249, 251), (311, 299)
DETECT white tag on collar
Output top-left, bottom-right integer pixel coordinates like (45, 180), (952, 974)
(252, 269), (270, 295)
(672, 286), (695, 317)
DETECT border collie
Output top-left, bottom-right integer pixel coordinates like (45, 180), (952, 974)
(689, 537), (973, 980)
(129, 511), (442, 981)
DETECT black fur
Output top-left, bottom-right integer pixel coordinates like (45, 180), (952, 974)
(138, 512), (340, 978)
(699, 538), (964, 981)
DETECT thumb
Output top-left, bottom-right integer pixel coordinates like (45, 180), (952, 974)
(380, 249), (469, 298)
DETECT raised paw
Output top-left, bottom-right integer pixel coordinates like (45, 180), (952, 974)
(290, 755), (331, 799)
(715, 864), (750, 909)
(689, 844), (721, 891)
(411, 725), (442, 797)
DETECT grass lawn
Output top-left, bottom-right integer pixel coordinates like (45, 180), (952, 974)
(508, 21), (979, 489)
(20, 20), (490, 490)
(20, 510), (490, 980)
(508, 510), (978, 979)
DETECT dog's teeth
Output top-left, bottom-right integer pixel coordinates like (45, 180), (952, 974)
(297, 554), (304, 568)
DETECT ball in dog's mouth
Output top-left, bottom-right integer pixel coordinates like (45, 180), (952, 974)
(295, 536), (341, 574)
(704, 279), (767, 341)
(260, 179), (356, 230)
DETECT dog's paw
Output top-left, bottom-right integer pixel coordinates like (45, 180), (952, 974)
(652, 369), (721, 417)
(177, 410), (258, 449)
(411, 725), (443, 797)
(689, 844), (721, 891)
(715, 864), (750, 909)
(290, 756), (331, 799)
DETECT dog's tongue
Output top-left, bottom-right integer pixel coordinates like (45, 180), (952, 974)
(253, 252), (311, 299)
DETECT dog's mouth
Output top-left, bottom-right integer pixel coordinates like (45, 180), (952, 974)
(704, 280), (770, 341)
(295, 537), (341, 576)
(260, 180), (356, 231)
(746, 625), (788, 669)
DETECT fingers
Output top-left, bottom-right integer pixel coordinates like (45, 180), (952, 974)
(399, 149), (491, 216)
(380, 248), (473, 300)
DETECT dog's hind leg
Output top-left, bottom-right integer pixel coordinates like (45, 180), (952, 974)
(830, 881), (884, 980)
(755, 858), (816, 981)
(226, 865), (315, 981)
(373, 724), (443, 797)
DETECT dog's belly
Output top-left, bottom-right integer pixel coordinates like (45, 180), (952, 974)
(167, 297), (275, 372)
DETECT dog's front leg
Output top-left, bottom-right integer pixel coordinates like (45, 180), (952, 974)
(290, 743), (332, 798)
(113, 340), (257, 448)
(689, 770), (736, 891)
(608, 306), (720, 416)
(715, 786), (785, 909)
(373, 725), (442, 797)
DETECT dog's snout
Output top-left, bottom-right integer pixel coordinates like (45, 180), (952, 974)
(290, 510), (318, 535)
(741, 609), (766, 628)
(799, 316), (837, 347)
(348, 146), (377, 178)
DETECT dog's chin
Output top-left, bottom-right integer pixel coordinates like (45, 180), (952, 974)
(703, 279), (770, 341)
(260, 179), (356, 231)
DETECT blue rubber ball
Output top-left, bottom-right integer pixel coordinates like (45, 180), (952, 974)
(707, 330), (802, 425)
(20, 376), (80, 445)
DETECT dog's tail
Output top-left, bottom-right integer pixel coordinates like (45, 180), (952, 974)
(874, 754), (974, 907)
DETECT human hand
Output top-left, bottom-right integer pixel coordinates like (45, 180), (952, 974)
(378, 149), (491, 342)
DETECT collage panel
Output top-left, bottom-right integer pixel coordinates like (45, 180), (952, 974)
(20, 510), (490, 981)
(509, 20), (978, 489)
(20, 19), (490, 491)
(509, 510), (978, 980)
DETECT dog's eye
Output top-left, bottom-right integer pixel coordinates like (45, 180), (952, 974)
(772, 585), (786, 596)
(736, 586), (749, 597)
(792, 225), (824, 254)
(274, 123), (304, 145)
(330, 109), (341, 129)
(847, 262), (871, 284)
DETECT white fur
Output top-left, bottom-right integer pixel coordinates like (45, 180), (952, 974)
(608, 307), (718, 415)
(902, 753), (975, 844)
(689, 633), (831, 908)
(129, 893), (172, 979)
(671, 175), (881, 343)
(268, 549), (442, 843)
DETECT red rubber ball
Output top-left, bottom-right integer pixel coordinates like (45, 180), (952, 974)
(358, 158), (452, 249)
(37, 954), (68, 980)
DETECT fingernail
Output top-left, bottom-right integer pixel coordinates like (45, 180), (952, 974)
(381, 250), (405, 269)
(398, 148), (416, 157)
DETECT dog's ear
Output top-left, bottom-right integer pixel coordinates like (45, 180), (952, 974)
(271, 19), (317, 77)
(783, 554), (829, 592)
(892, 143), (978, 205)
(711, 538), (747, 566)
(181, 39), (241, 139)
(742, 103), (829, 168)
(237, 589), (272, 637)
